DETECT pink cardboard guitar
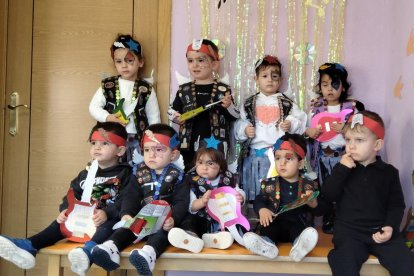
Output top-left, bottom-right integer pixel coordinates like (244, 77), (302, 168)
(311, 109), (353, 142)
(207, 186), (250, 246)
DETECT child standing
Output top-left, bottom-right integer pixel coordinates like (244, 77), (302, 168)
(0, 122), (132, 276)
(305, 63), (364, 234)
(243, 134), (324, 262)
(323, 110), (414, 275)
(167, 148), (245, 253)
(234, 55), (306, 203)
(90, 124), (190, 275)
(90, 34), (161, 163)
(168, 39), (239, 170)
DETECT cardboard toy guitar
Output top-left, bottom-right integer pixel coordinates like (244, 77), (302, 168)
(274, 190), (320, 216)
(119, 200), (172, 243)
(311, 109), (353, 142)
(60, 160), (99, 243)
(179, 100), (222, 121)
(207, 186), (250, 246)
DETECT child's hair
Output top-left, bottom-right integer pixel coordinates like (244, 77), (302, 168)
(143, 123), (180, 149)
(194, 147), (228, 173)
(343, 110), (385, 139)
(274, 133), (307, 160)
(317, 62), (350, 102)
(254, 55), (282, 76)
(88, 122), (128, 141)
(110, 34), (143, 60)
(186, 39), (219, 61)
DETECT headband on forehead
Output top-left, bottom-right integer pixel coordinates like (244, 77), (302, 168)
(273, 139), (305, 159)
(111, 35), (142, 59)
(348, 114), (385, 139)
(255, 55), (281, 70)
(186, 39), (219, 61)
(142, 130), (180, 150)
(90, 129), (126, 147)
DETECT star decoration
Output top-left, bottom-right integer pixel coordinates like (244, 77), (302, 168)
(406, 29), (414, 56)
(204, 135), (221, 150)
(294, 43), (316, 65)
(393, 76), (403, 99)
(127, 39), (140, 53)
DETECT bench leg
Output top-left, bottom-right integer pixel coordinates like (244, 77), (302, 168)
(47, 255), (63, 276)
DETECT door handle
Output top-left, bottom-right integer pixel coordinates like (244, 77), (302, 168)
(8, 92), (30, 136)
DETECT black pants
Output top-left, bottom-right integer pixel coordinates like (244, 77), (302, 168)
(328, 225), (414, 276)
(29, 220), (117, 251)
(258, 213), (309, 243)
(109, 228), (170, 258)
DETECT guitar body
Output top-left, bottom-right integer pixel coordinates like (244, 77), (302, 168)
(60, 189), (97, 243)
(311, 109), (353, 142)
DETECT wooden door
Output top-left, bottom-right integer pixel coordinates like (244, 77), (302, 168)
(1, 1), (171, 276)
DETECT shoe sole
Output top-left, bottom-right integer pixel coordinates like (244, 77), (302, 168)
(202, 232), (234, 249)
(0, 236), (35, 269)
(68, 248), (90, 276)
(168, 228), (204, 253)
(129, 250), (153, 276)
(289, 227), (319, 262)
(91, 246), (120, 272)
(243, 232), (278, 259)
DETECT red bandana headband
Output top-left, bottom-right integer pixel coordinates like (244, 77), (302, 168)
(90, 129), (126, 147)
(348, 114), (385, 139)
(142, 130), (179, 149)
(186, 39), (219, 61)
(279, 141), (305, 159)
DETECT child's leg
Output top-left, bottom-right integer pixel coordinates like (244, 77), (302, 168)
(69, 220), (117, 275)
(168, 214), (204, 253)
(369, 235), (414, 275)
(289, 227), (318, 262)
(129, 229), (169, 274)
(0, 220), (63, 269)
(242, 232), (278, 259)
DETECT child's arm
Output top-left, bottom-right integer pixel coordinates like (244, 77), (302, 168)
(118, 175), (143, 219)
(234, 103), (253, 142)
(258, 208), (275, 227)
(168, 92), (185, 124)
(170, 176), (191, 227)
(284, 102), (307, 134)
(56, 209), (68, 223)
(383, 166), (406, 233)
(92, 209), (107, 227)
(190, 190), (211, 212)
(219, 91), (239, 120)
(372, 226), (393, 243)
(322, 155), (354, 202)
(89, 87), (111, 123)
(145, 89), (161, 124)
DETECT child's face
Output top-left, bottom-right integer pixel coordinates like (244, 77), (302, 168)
(89, 140), (125, 169)
(255, 66), (281, 96)
(186, 51), (218, 84)
(320, 74), (343, 105)
(143, 141), (178, 173)
(274, 149), (303, 182)
(195, 153), (220, 180)
(344, 127), (383, 166)
(113, 48), (143, 81)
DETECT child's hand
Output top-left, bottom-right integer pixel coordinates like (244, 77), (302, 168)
(244, 123), (256, 138)
(340, 153), (356, 168)
(201, 190), (212, 206)
(93, 209), (108, 227)
(172, 112), (185, 125)
(106, 114), (126, 126)
(306, 126), (322, 139)
(372, 226), (393, 243)
(235, 191), (244, 203)
(259, 208), (275, 227)
(331, 122), (344, 133)
(163, 217), (174, 231)
(56, 209), (68, 224)
(280, 120), (291, 132)
(302, 190), (318, 208)
(121, 215), (133, 221)
(221, 93), (232, 108)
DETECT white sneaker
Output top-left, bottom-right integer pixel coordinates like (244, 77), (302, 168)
(91, 240), (120, 271)
(68, 247), (90, 276)
(129, 246), (156, 275)
(168, 228), (204, 253)
(289, 227), (318, 262)
(243, 232), (278, 259)
(0, 236), (36, 269)
(202, 231), (234, 249)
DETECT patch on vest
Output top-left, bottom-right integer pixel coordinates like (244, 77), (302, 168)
(105, 82), (115, 89)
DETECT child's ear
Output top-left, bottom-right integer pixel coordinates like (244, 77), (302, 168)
(117, 146), (127, 157)
(298, 159), (305, 170)
(138, 59), (144, 68)
(170, 149), (180, 162)
(374, 139), (384, 152)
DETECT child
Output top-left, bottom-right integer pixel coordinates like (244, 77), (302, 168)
(322, 110), (414, 275)
(89, 34), (161, 163)
(168, 148), (245, 253)
(243, 134), (324, 262)
(168, 39), (239, 170)
(234, 55), (306, 203)
(305, 62), (364, 234)
(90, 124), (190, 275)
(0, 122), (132, 276)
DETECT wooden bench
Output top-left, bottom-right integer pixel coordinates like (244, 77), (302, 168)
(39, 230), (389, 276)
